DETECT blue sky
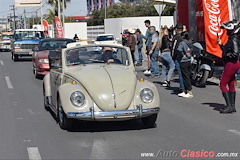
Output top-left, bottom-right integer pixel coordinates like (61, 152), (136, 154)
(0, 0), (87, 18)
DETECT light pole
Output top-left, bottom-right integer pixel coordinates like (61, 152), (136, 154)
(105, 0), (107, 19)
(58, 0), (61, 19)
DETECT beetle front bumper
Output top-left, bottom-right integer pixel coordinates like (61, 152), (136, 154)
(66, 105), (160, 120)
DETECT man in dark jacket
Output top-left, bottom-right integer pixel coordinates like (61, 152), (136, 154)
(172, 24), (185, 93)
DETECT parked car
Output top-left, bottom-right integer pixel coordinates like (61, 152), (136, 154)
(11, 29), (45, 61)
(0, 32), (14, 52)
(94, 34), (119, 45)
(32, 38), (76, 79)
(43, 44), (160, 130)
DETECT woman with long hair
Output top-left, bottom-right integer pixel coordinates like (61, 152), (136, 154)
(217, 20), (240, 114)
(159, 27), (175, 86)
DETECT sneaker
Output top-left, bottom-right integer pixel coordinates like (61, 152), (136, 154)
(144, 70), (151, 75)
(166, 80), (171, 87)
(178, 92), (186, 97)
(162, 82), (168, 87)
(182, 93), (193, 98)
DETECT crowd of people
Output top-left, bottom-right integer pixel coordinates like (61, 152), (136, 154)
(126, 19), (240, 114)
(126, 20), (194, 98)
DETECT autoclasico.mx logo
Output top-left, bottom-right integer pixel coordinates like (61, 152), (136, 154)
(140, 149), (239, 159)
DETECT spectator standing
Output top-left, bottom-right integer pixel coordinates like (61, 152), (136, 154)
(217, 20), (240, 114)
(148, 26), (160, 78)
(143, 20), (152, 74)
(172, 24), (185, 94)
(159, 27), (175, 87)
(177, 31), (193, 98)
(127, 29), (136, 63)
(73, 34), (79, 41)
(135, 29), (144, 66)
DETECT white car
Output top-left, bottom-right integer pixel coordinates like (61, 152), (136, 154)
(94, 34), (119, 45)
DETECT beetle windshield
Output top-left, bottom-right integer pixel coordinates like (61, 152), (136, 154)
(66, 46), (130, 66)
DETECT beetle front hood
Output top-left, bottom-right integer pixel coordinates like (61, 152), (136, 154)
(66, 65), (137, 111)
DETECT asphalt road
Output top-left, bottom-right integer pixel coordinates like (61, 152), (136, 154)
(0, 51), (239, 160)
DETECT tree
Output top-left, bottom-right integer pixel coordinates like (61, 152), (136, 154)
(87, 1), (175, 26)
(47, 0), (71, 16)
(43, 9), (55, 24)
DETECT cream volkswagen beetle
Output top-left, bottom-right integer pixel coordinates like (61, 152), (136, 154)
(43, 43), (160, 130)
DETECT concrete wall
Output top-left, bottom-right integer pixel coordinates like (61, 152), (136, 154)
(64, 22), (87, 40)
(87, 25), (105, 39)
(104, 16), (174, 39)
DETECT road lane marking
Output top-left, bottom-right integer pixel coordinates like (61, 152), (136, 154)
(228, 130), (240, 136)
(0, 60), (4, 65)
(27, 147), (42, 160)
(5, 76), (13, 89)
(27, 109), (35, 115)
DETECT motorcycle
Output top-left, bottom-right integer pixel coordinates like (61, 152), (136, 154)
(191, 42), (215, 87)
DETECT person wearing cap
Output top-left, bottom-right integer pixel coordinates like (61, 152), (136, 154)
(127, 28), (136, 63)
(148, 26), (160, 78)
(172, 24), (185, 95)
(217, 20), (240, 114)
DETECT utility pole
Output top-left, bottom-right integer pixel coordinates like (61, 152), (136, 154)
(58, 0), (61, 19)
(40, 0), (43, 28)
(62, 0), (65, 34)
(10, 5), (16, 30)
(24, 9), (27, 29)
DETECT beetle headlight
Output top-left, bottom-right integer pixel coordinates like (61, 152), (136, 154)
(70, 91), (85, 107)
(140, 88), (154, 103)
(39, 59), (49, 63)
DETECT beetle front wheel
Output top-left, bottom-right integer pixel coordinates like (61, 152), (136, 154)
(57, 98), (73, 130)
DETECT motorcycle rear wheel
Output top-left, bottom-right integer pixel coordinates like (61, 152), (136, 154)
(195, 70), (210, 88)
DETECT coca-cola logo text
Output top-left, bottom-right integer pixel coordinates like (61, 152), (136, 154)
(55, 17), (64, 38)
(204, 0), (223, 36)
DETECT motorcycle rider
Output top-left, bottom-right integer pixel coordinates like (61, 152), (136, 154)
(217, 20), (240, 114)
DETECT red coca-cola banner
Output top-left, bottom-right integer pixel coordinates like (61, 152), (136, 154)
(54, 16), (64, 38)
(202, 0), (232, 58)
(42, 19), (49, 36)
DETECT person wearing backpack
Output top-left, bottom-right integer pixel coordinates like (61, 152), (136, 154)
(172, 24), (185, 93)
(177, 31), (193, 98)
(217, 20), (240, 114)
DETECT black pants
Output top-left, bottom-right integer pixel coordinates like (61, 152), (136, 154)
(180, 62), (192, 91)
(131, 50), (135, 63)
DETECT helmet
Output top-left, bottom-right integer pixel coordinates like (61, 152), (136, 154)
(220, 20), (240, 34)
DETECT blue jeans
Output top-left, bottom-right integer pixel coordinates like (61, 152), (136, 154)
(175, 59), (185, 90)
(161, 52), (175, 81)
(137, 44), (143, 63)
(150, 50), (160, 76)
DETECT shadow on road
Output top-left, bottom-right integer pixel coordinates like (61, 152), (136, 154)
(46, 109), (157, 132)
(202, 102), (225, 111)
(68, 120), (157, 132)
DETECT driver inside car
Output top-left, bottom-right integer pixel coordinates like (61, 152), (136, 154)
(68, 49), (82, 65)
(101, 47), (121, 64)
